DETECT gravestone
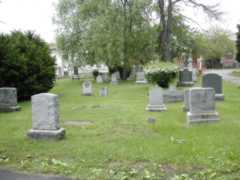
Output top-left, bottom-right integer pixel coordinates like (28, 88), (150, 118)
(146, 87), (166, 111)
(163, 88), (184, 103)
(177, 69), (194, 86)
(111, 73), (118, 85)
(183, 89), (190, 112)
(187, 88), (219, 124)
(116, 71), (121, 80)
(82, 81), (92, 96)
(202, 73), (224, 101)
(127, 66), (137, 80)
(99, 87), (108, 97)
(27, 93), (65, 140)
(136, 72), (147, 84)
(101, 73), (109, 82)
(192, 68), (197, 82)
(0, 87), (20, 112)
(96, 75), (103, 83)
(72, 66), (80, 80)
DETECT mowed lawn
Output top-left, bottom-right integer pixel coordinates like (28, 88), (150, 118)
(0, 79), (240, 179)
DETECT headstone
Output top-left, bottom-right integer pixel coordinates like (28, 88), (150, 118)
(27, 93), (65, 140)
(187, 88), (219, 124)
(99, 87), (108, 97)
(127, 66), (137, 80)
(163, 88), (184, 103)
(72, 66), (80, 80)
(136, 72), (147, 84)
(148, 117), (156, 124)
(101, 73), (109, 82)
(183, 89), (190, 112)
(82, 81), (92, 96)
(96, 75), (103, 83)
(111, 73), (118, 85)
(202, 73), (224, 101)
(146, 87), (166, 112)
(192, 68), (197, 82)
(177, 69), (194, 86)
(0, 87), (20, 112)
(116, 71), (121, 80)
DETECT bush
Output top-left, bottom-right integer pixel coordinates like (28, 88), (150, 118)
(92, 70), (99, 79)
(0, 31), (56, 100)
(144, 61), (178, 88)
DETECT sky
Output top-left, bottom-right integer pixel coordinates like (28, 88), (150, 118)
(0, 0), (239, 43)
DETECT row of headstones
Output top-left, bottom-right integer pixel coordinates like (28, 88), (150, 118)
(82, 81), (108, 97)
(146, 73), (224, 124)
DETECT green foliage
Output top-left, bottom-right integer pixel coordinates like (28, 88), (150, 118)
(236, 25), (240, 63)
(144, 61), (178, 88)
(0, 31), (56, 100)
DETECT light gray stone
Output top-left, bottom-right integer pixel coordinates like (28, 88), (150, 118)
(146, 87), (166, 112)
(178, 69), (194, 86)
(136, 72), (147, 84)
(192, 68), (197, 82)
(82, 81), (92, 96)
(101, 73), (109, 82)
(111, 73), (118, 85)
(187, 88), (219, 124)
(27, 93), (65, 140)
(116, 71), (121, 80)
(183, 89), (190, 112)
(99, 87), (108, 97)
(163, 88), (184, 103)
(0, 87), (20, 112)
(96, 75), (103, 83)
(202, 73), (224, 101)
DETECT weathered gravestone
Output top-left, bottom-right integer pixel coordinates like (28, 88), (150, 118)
(99, 87), (108, 97)
(202, 73), (224, 101)
(183, 89), (190, 112)
(111, 73), (118, 85)
(82, 81), (92, 96)
(192, 68), (197, 82)
(0, 87), (20, 112)
(101, 73), (109, 82)
(27, 93), (65, 140)
(116, 71), (121, 80)
(163, 88), (184, 103)
(136, 72), (147, 84)
(96, 75), (103, 84)
(146, 87), (166, 112)
(177, 69), (194, 86)
(187, 88), (219, 124)
(72, 66), (80, 80)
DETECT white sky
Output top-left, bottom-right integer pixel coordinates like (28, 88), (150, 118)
(0, 0), (239, 43)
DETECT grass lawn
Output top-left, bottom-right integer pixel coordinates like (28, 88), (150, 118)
(232, 70), (240, 77)
(1, 79), (240, 179)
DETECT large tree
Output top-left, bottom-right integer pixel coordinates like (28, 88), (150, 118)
(236, 25), (240, 63)
(157, 0), (221, 61)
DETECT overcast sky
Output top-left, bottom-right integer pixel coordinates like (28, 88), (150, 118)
(0, 0), (239, 43)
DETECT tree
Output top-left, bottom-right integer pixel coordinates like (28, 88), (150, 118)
(0, 31), (56, 100)
(236, 25), (240, 63)
(156, 0), (221, 61)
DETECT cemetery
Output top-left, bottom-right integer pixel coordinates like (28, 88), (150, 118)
(1, 0), (240, 179)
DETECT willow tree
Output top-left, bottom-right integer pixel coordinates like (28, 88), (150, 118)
(157, 0), (221, 61)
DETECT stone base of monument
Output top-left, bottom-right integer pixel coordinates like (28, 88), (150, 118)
(215, 94), (224, 101)
(146, 104), (167, 112)
(0, 105), (21, 112)
(72, 75), (80, 80)
(27, 128), (65, 140)
(187, 112), (219, 124)
(182, 106), (189, 112)
(177, 81), (194, 87)
(136, 80), (147, 84)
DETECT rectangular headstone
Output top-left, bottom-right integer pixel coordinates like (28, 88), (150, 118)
(82, 81), (92, 96)
(27, 93), (65, 140)
(0, 87), (20, 112)
(99, 87), (108, 97)
(187, 88), (219, 124)
(136, 72), (147, 84)
(178, 69), (194, 86)
(111, 73), (118, 84)
(96, 75), (103, 83)
(183, 89), (190, 112)
(146, 87), (166, 111)
(202, 73), (224, 101)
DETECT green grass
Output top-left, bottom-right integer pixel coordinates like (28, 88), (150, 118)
(1, 79), (240, 179)
(232, 70), (240, 77)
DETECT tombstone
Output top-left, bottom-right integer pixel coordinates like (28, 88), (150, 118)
(72, 66), (80, 80)
(99, 87), (108, 97)
(183, 89), (190, 112)
(111, 73), (118, 85)
(136, 72), (147, 84)
(82, 81), (92, 96)
(127, 66), (137, 80)
(101, 73), (109, 82)
(187, 88), (219, 124)
(27, 93), (65, 140)
(96, 75), (103, 84)
(163, 87), (184, 103)
(192, 68), (197, 82)
(177, 69), (194, 86)
(116, 71), (121, 80)
(202, 73), (224, 101)
(0, 87), (21, 112)
(146, 87), (166, 112)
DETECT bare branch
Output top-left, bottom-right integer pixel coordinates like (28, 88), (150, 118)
(173, 0), (183, 5)
(187, 0), (222, 20)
